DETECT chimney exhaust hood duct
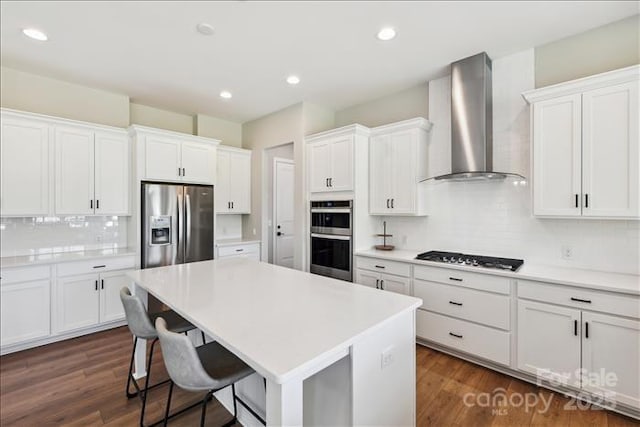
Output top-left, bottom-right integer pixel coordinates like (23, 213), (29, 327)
(432, 52), (524, 181)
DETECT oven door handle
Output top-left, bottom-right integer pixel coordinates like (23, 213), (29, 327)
(310, 209), (352, 213)
(311, 233), (352, 241)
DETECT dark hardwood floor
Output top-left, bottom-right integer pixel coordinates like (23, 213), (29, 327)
(0, 326), (637, 426)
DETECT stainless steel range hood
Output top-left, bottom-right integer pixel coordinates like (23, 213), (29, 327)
(433, 52), (524, 181)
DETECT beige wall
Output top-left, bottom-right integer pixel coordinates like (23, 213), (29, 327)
(195, 114), (242, 147)
(335, 82), (429, 127)
(535, 14), (640, 88)
(0, 66), (130, 127)
(129, 102), (194, 134)
(242, 103), (304, 267)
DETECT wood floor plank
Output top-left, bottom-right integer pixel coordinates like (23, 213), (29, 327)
(0, 327), (637, 426)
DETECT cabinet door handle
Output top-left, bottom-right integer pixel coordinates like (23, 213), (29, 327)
(574, 319), (578, 336)
(391, 199), (394, 208)
(326, 178), (329, 187)
(449, 277), (463, 282)
(375, 279), (379, 289)
(231, 201), (234, 209)
(182, 167), (186, 176)
(95, 280), (98, 291)
(585, 321), (589, 339)
(101, 279), (104, 290)
(449, 301), (463, 306)
(575, 194), (578, 208)
(570, 297), (591, 304)
(380, 280), (384, 290)
(90, 199), (93, 209)
(96, 199), (99, 209)
(178, 167), (182, 177)
(585, 194), (589, 208)
(449, 332), (463, 339)
(386, 199), (390, 208)
(328, 178), (332, 187)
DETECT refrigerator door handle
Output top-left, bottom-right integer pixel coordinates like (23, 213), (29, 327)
(185, 193), (192, 261)
(176, 190), (184, 264)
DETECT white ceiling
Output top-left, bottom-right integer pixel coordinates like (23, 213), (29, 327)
(1, 1), (637, 123)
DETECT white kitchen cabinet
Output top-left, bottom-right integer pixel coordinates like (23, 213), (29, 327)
(524, 66), (639, 219)
(55, 125), (129, 216)
(94, 131), (130, 215)
(354, 269), (410, 295)
(0, 114), (51, 216)
(369, 118), (432, 216)
(217, 242), (261, 261)
(307, 131), (355, 193)
(517, 300), (581, 387)
(0, 279), (50, 347)
(581, 82), (639, 218)
(99, 270), (130, 323)
(216, 147), (251, 214)
(134, 126), (219, 185)
(56, 273), (101, 333)
(581, 312), (640, 409)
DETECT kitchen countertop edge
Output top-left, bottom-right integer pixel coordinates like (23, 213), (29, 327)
(1, 248), (137, 269)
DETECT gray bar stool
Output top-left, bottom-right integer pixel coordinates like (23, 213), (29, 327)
(156, 317), (266, 427)
(120, 287), (205, 427)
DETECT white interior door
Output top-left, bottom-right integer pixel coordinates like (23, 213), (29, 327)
(274, 158), (294, 268)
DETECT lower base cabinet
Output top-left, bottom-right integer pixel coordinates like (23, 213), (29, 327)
(518, 299), (640, 409)
(0, 279), (51, 346)
(56, 270), (130, 334)
(355, 269), (410, 295)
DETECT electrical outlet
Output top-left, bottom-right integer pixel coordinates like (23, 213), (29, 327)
(561, 245), (573, 260)
(95, 234), (103, 243)
(381, 346), (395, 370)
(252, 228), (257, 236)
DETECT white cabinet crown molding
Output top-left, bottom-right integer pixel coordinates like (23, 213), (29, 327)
(522, 65), (640, 104)
(0, 108), (127, 135)
(216, 144), (252, 154)
(371, 117), (433, 135)
(305, 123), (370, 143)
(128, 124), (220, 146)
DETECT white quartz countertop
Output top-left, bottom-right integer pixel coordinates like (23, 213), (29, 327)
(128, 258), (422, 383)
(355, 249), (640, 296)
(0, 247), (136, 269)
(215, 238), (261, 247)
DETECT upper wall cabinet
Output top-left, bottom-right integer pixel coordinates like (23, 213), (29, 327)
(131, 126), (219, 185)
(216, 146), (251, 214)
(55, 126), (130, 216)
(1, 109), (130, 217)
(0, 114), (51, 216)
(306, 124), (369, 194)
(524, 66), (639, 219)
(369, 118), (432, 216)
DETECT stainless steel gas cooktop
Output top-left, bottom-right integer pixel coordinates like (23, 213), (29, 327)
(415, 251), (524, 272)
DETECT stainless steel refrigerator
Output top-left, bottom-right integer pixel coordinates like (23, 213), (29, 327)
(141, 182), (214, 311)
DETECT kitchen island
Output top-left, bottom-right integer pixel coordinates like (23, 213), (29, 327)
(128, 258), (422, 426)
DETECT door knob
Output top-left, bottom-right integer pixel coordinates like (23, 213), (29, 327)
(277, 232), (282, 236)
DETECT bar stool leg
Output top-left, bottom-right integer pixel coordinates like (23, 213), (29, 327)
(163, 381), (174, 427)
(126, 338), (139, 398)
(200, 390), (213, 427)
(140, 338), (159, 427)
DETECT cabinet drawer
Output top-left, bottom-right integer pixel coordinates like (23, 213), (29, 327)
(218, 243), (260, 258)
(417, 309), (511, 366)
(518, 280), (640, 319)
(0, 265), (51, 285)
(56, 255), (136, 277)
(355, 257), (410, 277)
(414, 279), (511, 330)
(414, 265), (511, 295)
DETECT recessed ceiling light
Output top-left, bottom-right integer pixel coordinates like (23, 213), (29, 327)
(196, 23), (215, 36)
(220, 90), (232, 99)
(286, 75), (300, 85)
(22, 28), (48, 41)
(376, 27), (396, 41)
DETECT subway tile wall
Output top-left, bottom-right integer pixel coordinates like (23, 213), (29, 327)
(0, 216), (128, 257)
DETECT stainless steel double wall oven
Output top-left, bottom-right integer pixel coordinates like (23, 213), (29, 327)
(310, 200), (353, 281)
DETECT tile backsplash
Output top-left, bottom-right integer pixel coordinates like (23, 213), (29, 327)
(0, 216), (128, 257)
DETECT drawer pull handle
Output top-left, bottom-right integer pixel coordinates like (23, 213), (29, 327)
(374, 265), (386, 269)
(235, 249), (244, 252)
(449, 301), (463, 306)
(449, 277), (463, 282)
(570, 297), (591, 304)
(449, 332), (463, 339)
(93, 265), (106, 269)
